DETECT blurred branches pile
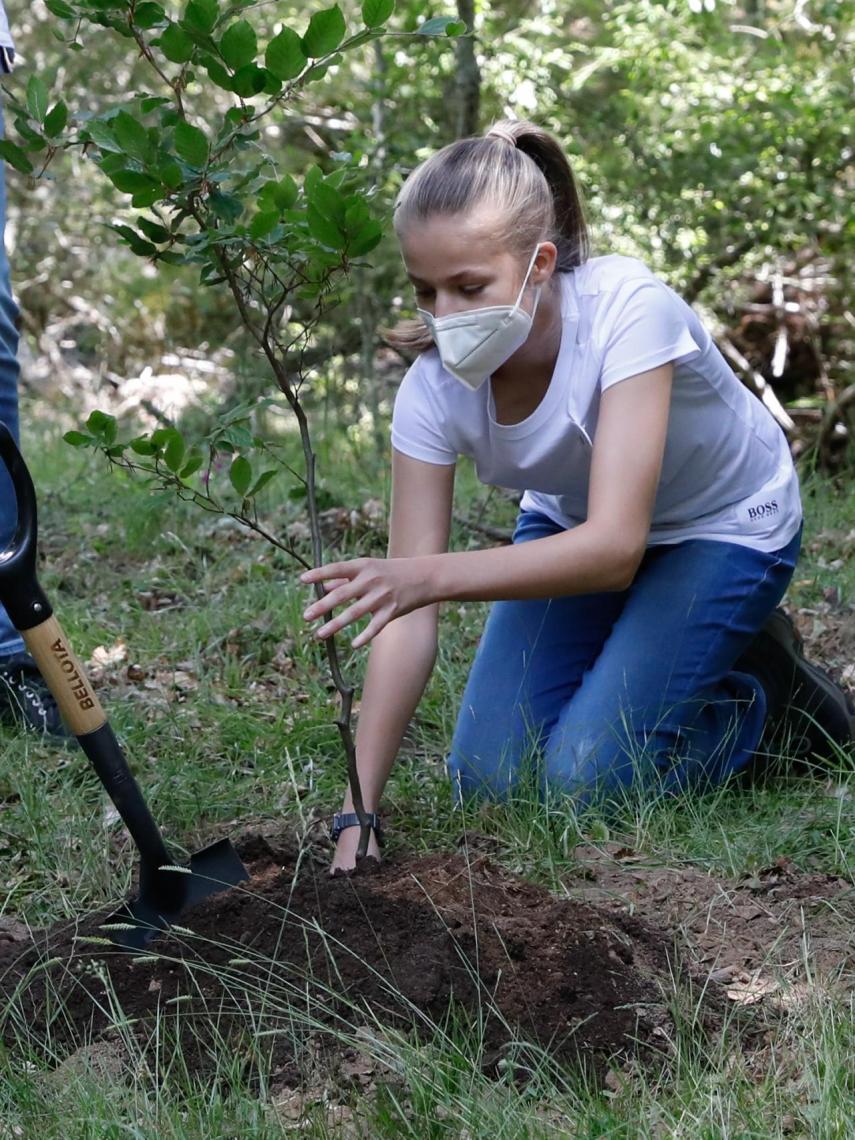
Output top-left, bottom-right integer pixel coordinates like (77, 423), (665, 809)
(2, 0), (854, 469)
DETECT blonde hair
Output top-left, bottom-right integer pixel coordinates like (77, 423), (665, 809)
(381, 119), (590, 355)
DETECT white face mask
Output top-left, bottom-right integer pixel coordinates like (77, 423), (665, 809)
(416, 244), (542, 391)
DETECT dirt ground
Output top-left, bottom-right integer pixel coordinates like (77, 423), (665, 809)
(0, 830), (716, 1086)
(0, 824), (851, 1095)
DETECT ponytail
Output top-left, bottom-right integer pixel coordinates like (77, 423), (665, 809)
(382, 119), (589, 356)
(500, 120), (590, 272)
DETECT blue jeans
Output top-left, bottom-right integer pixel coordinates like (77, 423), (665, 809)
(0, 101), (25, 656)
(446, 509), (802, 808)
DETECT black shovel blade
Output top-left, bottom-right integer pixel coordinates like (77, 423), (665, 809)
(102, 838), (250, 952)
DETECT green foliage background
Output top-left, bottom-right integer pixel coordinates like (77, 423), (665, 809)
(3, 0), (852, 439)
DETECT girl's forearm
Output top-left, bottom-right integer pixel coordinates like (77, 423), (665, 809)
(426, 521), (638, 603)
(340, 607), (439, 814)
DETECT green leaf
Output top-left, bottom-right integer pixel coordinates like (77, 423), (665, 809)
(159, 24), (195, 63)
(445, 20), (467, 35)
(83, 119), (122, 152)
(133, 2), (167, 29)
(183, 0), (218, 34)
(229, 455), (252, 497)
(0, 142), (34, 175)
(159, 159), (183, 187)
(344, 199), (370, 228)
(109, 170), (161, 195)
(132, 188), (162, 209)
(348, 218), (382, 256)
(136, 216), (171, 243)
(304, 164), (323, 194)
(265, 27), (306, 80)
(45, 0), (75, 17)
(220, 19), (257, 69)
(309, 179), (345, 224)
(301, 56), (339, 84)
(249, 210), (280, 239)
(150, 427), (174, 450)
(362, 0), (394, 27)
(86, 410), (118, 444)
(63, 431), (93, 447)
(174, 121), (209, 167)
(205, 58), (233, 89)
(260, 68), (283, 96)
(43, 101), (69, 137)
(208, 190), (243, 222)
(218, 423), (253, 448)
(13, 117), (46, 149)
(110, 223), (158, 256)
(26, 76), (49, 124)
(179, 453), (204, 478)
(248, 469), (278, 497)
(273, 174), (298, 209)
(112, 111), (152, 162)
(306, 204), (345, 248)
(164, 431), (186, 472)
(301, 5), (346, 57)
(141, 96), (171, 113)
(231, 64), (267, 97)
(417, 16), (461, 35)
(130, 436), (158, 456)
(340, 28), (374, 50)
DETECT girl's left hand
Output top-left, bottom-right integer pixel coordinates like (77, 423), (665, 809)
(300, 556), (433, 648)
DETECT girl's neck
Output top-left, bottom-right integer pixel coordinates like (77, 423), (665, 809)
(490, 274), (563, 389)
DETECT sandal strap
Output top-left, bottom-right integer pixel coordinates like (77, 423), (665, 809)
(330, 811), (384, 846)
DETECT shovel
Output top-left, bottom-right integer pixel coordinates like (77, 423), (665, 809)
(0, 422), (249, 950)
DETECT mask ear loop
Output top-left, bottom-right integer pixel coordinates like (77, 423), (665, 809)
(513, 243), (543, 310)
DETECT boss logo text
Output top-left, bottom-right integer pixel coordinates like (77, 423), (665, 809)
(747, 500), (779, 521)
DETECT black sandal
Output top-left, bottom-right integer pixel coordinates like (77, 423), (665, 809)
(330, 811), (384, 847)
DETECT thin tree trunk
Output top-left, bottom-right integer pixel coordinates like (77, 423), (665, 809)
(455, 0), (480, 138)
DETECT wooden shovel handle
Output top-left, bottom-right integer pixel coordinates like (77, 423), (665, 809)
(22, 615), (107, 736)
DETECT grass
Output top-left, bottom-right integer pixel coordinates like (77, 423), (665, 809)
(0, 402), (851, 1136)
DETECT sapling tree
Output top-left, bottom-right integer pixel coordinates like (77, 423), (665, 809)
(2, 0), (466, 862)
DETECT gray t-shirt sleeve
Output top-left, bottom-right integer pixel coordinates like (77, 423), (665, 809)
(391, 357), (458, 465)
(595, 277), (704, 391)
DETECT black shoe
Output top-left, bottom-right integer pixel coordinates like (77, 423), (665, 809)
(0, 652), (71, 741)
(735, 608), (855, 760)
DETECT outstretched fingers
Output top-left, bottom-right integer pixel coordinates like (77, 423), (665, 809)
(313, 593), (381, 641)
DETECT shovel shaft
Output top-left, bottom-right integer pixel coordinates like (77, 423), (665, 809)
(23, 614), (172, 869)
(76, 721), (172, 870)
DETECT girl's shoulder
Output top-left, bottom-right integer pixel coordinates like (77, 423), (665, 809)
(572, 253), (656, 298)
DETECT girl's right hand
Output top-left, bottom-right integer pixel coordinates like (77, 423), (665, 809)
(330, 822), (382, 874)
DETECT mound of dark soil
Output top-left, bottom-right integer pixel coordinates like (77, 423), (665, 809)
(0, 830), (720, 1086)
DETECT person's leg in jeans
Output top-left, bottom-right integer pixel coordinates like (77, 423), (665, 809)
(446, 510), (800, 807)
(541, 531), (801, 806)
(0, 101), (67, 737)
(446, 509), (626, 802)
(0, 100), (23, 654)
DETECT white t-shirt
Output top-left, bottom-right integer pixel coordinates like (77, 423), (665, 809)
(391, 254), (802, 553)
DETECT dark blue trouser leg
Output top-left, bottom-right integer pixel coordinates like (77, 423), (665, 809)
(446, 510), (801, 808)
(0, 101), (24, 657)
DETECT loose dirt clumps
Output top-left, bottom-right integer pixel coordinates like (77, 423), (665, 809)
(0, 831), (719, 1086)
(565, 841), (853, 989)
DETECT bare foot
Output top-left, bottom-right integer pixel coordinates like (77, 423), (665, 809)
(330, 824), (381, 874)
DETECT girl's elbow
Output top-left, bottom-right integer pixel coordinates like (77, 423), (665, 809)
(604, 539), (647, 591)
